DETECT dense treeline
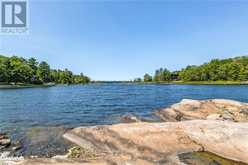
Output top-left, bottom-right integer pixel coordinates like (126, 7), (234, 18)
(0, 55), (90, 84)
(142, 56), (248, 82)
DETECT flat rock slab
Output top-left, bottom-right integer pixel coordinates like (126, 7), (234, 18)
(64, 120), (248, 164)
(155, 99), (248, 122)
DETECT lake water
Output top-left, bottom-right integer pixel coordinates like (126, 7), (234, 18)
(1, 83), (248, 156)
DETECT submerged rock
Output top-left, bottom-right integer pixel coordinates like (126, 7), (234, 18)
(63, 120), (248, 164)
(22, 127), (72, 157)
(0, 133), (11, 149)
(0, 139), (11, 147)
(11, 141), (22, 151)
(120, 114), (142, 123)
(120, 113), (157, 123)
(155, 99), (248, 122)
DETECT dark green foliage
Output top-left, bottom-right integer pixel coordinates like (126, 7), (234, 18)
(0, 55), (9, 82)
(8, 56), (33, 83)
(73, 73), (90, 84)
(179, 56), (248, 81)
(153, 68), (171, 82)
(145, 56), (248, 82)
(143, 73), (152, 82)
(134, 78), (142, 82)
(0, 55), (90, 84)
(37, 61), (51, 83)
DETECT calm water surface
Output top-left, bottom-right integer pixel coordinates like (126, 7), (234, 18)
(0, 83), (248, 156)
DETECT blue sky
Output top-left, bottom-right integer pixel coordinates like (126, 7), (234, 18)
(1, 0), (248, 81)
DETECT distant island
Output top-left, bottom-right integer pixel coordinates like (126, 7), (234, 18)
(0, 55), (90, 88)
(136, 56), (248, 84)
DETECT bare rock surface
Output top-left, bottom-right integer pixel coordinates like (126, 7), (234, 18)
(4, 99), (248, 165)
(155, 99), (248, 122)
(63, 120), (248, 164)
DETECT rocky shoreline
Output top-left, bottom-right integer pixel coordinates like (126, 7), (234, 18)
(1, 99), (248, 165)
(155, 99), (248, 122)
(0, 133), (22, 154)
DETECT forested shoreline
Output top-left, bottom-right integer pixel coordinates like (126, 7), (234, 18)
(1, 55), (248, 85)
(0, 55), (90, 85)
(140, 56), (248, 83)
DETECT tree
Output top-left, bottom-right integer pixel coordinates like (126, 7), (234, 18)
(154, 69), (160, 82)
(179, 66), (201, 81)
(153, 56), (248, 82)
(143, 73), (152, 82)
(0, 55), (91, 85)
(0, 56), (9, 82)
(134, 78), (142, 82)
(170, 71), (180, 81)
(163, 68), (171, 81)
(73, 73), (90, 84)
(8, 56), (33, 83)
(239, 65), (248, 81)
(50, 69), (59, 83)
(154, 68), (171, 82)
(158, 68), (164, 81)
(28, 57), (38, 73)
(61, 68), (73, 84)
(37, 61), (51, 83)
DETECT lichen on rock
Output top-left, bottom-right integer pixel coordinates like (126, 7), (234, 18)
(67, 146), (98, 160)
